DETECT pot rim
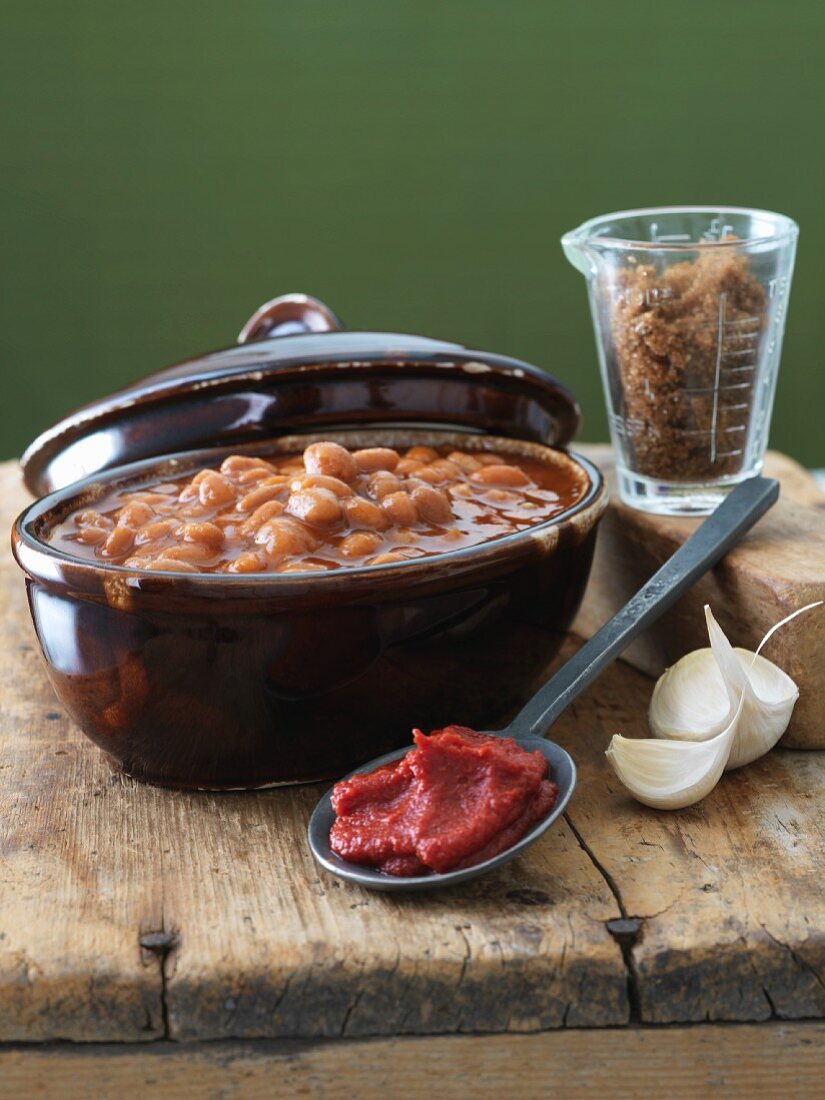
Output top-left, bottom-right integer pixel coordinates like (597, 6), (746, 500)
(12, 432), (607, 604)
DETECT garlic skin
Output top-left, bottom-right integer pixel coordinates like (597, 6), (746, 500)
(649, 607), (799, 769)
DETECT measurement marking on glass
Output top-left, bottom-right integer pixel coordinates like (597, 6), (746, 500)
(679, 424), (746, 437)
(682, 381), (753, 395)
(648, 223), (692, 243)
(690, 317), (760, 332)
(710, 292), (727, 463)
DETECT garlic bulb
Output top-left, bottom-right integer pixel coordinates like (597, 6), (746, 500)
(606, 601), (820, 809)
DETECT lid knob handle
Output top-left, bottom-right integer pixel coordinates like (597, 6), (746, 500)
(237, 294), (344, 344)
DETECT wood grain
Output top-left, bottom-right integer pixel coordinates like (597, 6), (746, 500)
(574, 447), (825, 749)
(2, 457), (825, 1042)
(3, 1023), (825, 1099)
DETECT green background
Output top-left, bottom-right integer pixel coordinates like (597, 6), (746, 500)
(2, 1), (823, 465)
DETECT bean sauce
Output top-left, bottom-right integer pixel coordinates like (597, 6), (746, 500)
(49, 441), (585, 574)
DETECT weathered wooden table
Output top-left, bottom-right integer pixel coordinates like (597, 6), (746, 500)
(1, 458), (824, 1098)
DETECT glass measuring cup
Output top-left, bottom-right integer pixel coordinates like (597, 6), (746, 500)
(562, 206), (798, 514)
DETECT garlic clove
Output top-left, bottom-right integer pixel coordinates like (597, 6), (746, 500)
(606, 716), (736, 810)
(648, 606), (802, 770)
(649, 647), (731, 744)
(705, 606), (798, 769)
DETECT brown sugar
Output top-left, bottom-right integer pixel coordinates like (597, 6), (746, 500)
(605, 246), (767, 481)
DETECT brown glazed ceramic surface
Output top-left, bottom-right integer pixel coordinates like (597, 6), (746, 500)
(20, 294), (582, 498)
(13, 429), (606, 789)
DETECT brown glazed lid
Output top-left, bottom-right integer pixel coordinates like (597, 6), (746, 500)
(21, 294), (581, 496)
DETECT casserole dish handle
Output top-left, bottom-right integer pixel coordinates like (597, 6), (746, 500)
(237, 293), (344, 343)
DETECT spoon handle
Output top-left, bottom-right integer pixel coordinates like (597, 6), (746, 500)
(507, 476), (780, 742)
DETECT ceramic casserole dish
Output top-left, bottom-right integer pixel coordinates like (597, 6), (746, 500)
(12, 295), (606, 788)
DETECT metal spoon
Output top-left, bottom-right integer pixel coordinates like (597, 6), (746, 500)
(308, 476), (779, 891)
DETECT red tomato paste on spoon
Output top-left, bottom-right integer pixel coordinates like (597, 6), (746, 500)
(329, 726), (558, 876)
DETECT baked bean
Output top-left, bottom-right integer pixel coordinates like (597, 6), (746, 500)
(197, 471), (237, 506)
(395, 458), (425, 476)
(239, 499), (286, 536)
(352, 447), (400, 473)
(289, 474), (352, 498)
(255, 517), (319, 560)
(416, 460), (462, 485)
(180, 521), (224, 548)
(447, 482), (474, 499)
(410, 485), (453, 525)
(75, 524), (111, 546)
(367, 550), (412, 565)
(303, 441), (357, 483)
(367, 471), (401, 499)
(340, 531), (383, 558)
(101, 525), (135, 558)
(239, 479), (289, 512)
(179, 504), (213, 524)
(74, 509), (114, 530)
(286, 488), (343, 526)
(135, 518), (179, 544)
(117, 501), (154, 528)
(381, 491), (418, 527)
(278, 561), (331, 573)
(234, 466), (275, 486)
(52, 439), (584, 575)
(144, 557), (201, 573)
(447, 451), (482, 473)
(226, 551), (266, 573)
(471, 464), (530, 487)
(343, 496), (390, 530)
(220, 455), (276, 475)
(406, 446), (439, 463)
(158, 544), (215, 564)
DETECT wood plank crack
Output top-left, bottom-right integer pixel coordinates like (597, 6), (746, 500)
(564, 812), (640, 1024)
(138, 923), (177, 1040)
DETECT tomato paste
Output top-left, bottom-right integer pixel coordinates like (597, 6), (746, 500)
(329, 726), (558, 876)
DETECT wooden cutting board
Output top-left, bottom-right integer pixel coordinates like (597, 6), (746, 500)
(574, 448), (825, 749)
